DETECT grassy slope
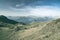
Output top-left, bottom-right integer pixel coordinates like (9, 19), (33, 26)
(17, 19), (60, 40)
(0, 18), (60, 40)
(15, 19), (60, 40)
(0, 22), (46, 40)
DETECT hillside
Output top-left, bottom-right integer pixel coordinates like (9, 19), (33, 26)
(14, 18), (60, 40)
(0, 18), (60, 40)
(0, 15), (18, 24)
(20, 18), (60, 40)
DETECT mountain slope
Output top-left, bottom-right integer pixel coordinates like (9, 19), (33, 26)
(14, 18), (60, 40)
(19, 18), (60, 40)
(0, 18), (60, 40)
(0, 15), (18, 24)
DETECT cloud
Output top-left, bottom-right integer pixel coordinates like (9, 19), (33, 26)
(0, 6), (60, 17)
(0, 0), (60, 17)
(26, 6), (60, 17)
(0, 0), (60, 9)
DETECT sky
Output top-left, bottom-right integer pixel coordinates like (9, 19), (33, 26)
(0, 0), (60, 17)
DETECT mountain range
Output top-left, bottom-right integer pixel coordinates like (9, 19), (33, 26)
(7, 16), (54, 24)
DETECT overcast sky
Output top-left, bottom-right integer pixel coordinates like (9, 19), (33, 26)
(0, 0), (60, 17)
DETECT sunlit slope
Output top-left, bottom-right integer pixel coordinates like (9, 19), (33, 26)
(0, 22), (46, 40)
(0, 18), (60, 40)
(16, 18), (60, 40)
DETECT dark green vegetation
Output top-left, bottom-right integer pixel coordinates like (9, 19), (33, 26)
(0, 15), (18, 24)
(0, 15), (60, 40)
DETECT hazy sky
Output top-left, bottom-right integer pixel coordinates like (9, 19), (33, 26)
(0, 0), (60, 17)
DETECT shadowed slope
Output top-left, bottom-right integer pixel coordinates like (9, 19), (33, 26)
(0, 15), (18, 24)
